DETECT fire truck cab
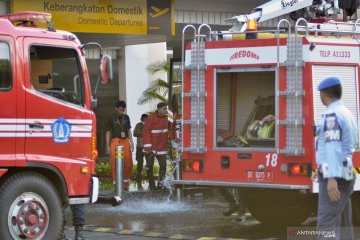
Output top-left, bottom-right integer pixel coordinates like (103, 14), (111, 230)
(171, 18), (360, 225)
(0, 12), (112, 239)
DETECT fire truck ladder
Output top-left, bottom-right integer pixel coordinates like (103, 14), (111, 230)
(295, 18), (360, 37)
(277, 19), (305, 156)
(181, 24), (210, 153)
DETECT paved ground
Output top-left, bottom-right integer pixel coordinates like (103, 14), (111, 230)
(63, 183), (284, 240)
(61, 179), (360, 240)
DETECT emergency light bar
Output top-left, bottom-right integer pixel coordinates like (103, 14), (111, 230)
(0, 11), (51, 24)
(247, 19), (257, 31)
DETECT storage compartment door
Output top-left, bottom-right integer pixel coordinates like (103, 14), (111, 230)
(312, 65), (359, 148)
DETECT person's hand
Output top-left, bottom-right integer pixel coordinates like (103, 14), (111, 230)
(327, 178), (340, 202)
(143, 150), (154, 157)
(312, 170), (318, 182)
(105, 145), (110, 155)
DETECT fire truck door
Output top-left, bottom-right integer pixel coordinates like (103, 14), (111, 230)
(23, 38), (93, 163)
(0, 37), (19, 166)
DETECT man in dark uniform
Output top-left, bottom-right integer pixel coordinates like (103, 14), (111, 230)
(133, 113), (149, 189)
(105, 100), (134, 190)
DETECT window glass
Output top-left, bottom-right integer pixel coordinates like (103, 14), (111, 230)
(0, 42), (12, 90)
(215, 71), (275, 149)
(170, 61), (182, 115)
(30, 46), (84, 106)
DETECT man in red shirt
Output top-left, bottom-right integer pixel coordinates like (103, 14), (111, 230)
(143, 102), (169, 190)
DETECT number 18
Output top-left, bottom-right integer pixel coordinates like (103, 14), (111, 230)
(265, 153), (278, 167)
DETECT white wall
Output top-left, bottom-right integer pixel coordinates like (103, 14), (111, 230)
(125, 42), (167, 139)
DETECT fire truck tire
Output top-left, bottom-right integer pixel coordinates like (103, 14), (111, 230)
(0, 172), (63, 240)
(245, 190), (316, 226)
(351, 192), (360, 226)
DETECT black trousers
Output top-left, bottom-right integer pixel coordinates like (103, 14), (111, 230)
(220, 188), (245, 214)
(62, 204), (85, 229)
(135, 147), (145, 178)
(145, 153), (167, 187)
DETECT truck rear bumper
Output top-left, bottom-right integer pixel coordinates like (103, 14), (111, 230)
(68, 177), (99, 205)
(171, 179), (310, 190)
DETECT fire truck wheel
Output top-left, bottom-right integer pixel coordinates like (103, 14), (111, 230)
(0, 172), (63, 240)
(352, 192), (360, 226)
(245, 190), (316, 226)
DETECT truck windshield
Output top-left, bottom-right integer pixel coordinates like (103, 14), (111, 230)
(30, 45), (84, 106)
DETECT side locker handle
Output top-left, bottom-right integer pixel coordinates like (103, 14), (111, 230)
(29, 121), (44, 130)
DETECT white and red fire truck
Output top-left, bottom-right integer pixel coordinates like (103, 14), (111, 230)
(170, 0), (360, 225)
(0, 12), (112, 239)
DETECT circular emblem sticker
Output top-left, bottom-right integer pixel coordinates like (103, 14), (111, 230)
(51, 117), (72, 143)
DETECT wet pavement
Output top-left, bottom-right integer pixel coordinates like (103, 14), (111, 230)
(63, 181), (290, 240)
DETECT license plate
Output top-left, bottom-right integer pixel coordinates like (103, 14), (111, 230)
(246, 170), (273, 183)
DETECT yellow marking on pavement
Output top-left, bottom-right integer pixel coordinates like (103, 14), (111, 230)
(79, 225), (265, 240)
(144, 231), (162, 237)
(93, 227), (112, 232)
(169, 234), (190, 239)
(119, 230), (134, 234)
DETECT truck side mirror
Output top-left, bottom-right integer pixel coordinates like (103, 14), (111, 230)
(100, 54), (113, 85)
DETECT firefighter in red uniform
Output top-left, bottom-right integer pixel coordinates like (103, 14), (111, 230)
(105, 100), (134, 190)
(143, 102), (169, 190)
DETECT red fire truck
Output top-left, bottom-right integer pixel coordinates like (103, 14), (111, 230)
(0, 12), (112, 239)
(170, 2), (360, 225)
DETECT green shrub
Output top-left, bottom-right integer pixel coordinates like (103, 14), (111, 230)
(97, 161), (168, 178)
(99, 178), (113, 190)
(96, 161), (111, 176)
(132, 163), (159, 176)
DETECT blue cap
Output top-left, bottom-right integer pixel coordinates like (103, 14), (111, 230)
(318, 76), (341, 91)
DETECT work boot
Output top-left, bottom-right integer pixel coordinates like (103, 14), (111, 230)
(137, 179), (143, 190)
(145, 165), (155, 190)
(57, 227), (68, 240)
(148, 183), (156, 191)
(148, 175), (155, 190)
(235, 213), (247, 223)
(155, 182), (166, 191)
(74, 225), (86, 240)
(222, 204), (239, 217)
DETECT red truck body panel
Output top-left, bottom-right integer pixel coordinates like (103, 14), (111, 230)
(179, 35), (360, 191)
(0, 14), (97, 197)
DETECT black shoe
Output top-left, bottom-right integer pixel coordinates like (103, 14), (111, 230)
(222, 204), (239, 217)
(136, 180), (143, 190)
(235, 213), (247, 223)
(57, 227), (68, 240)
(74, 225), (86, 240)
(155, 184), (167, 191)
